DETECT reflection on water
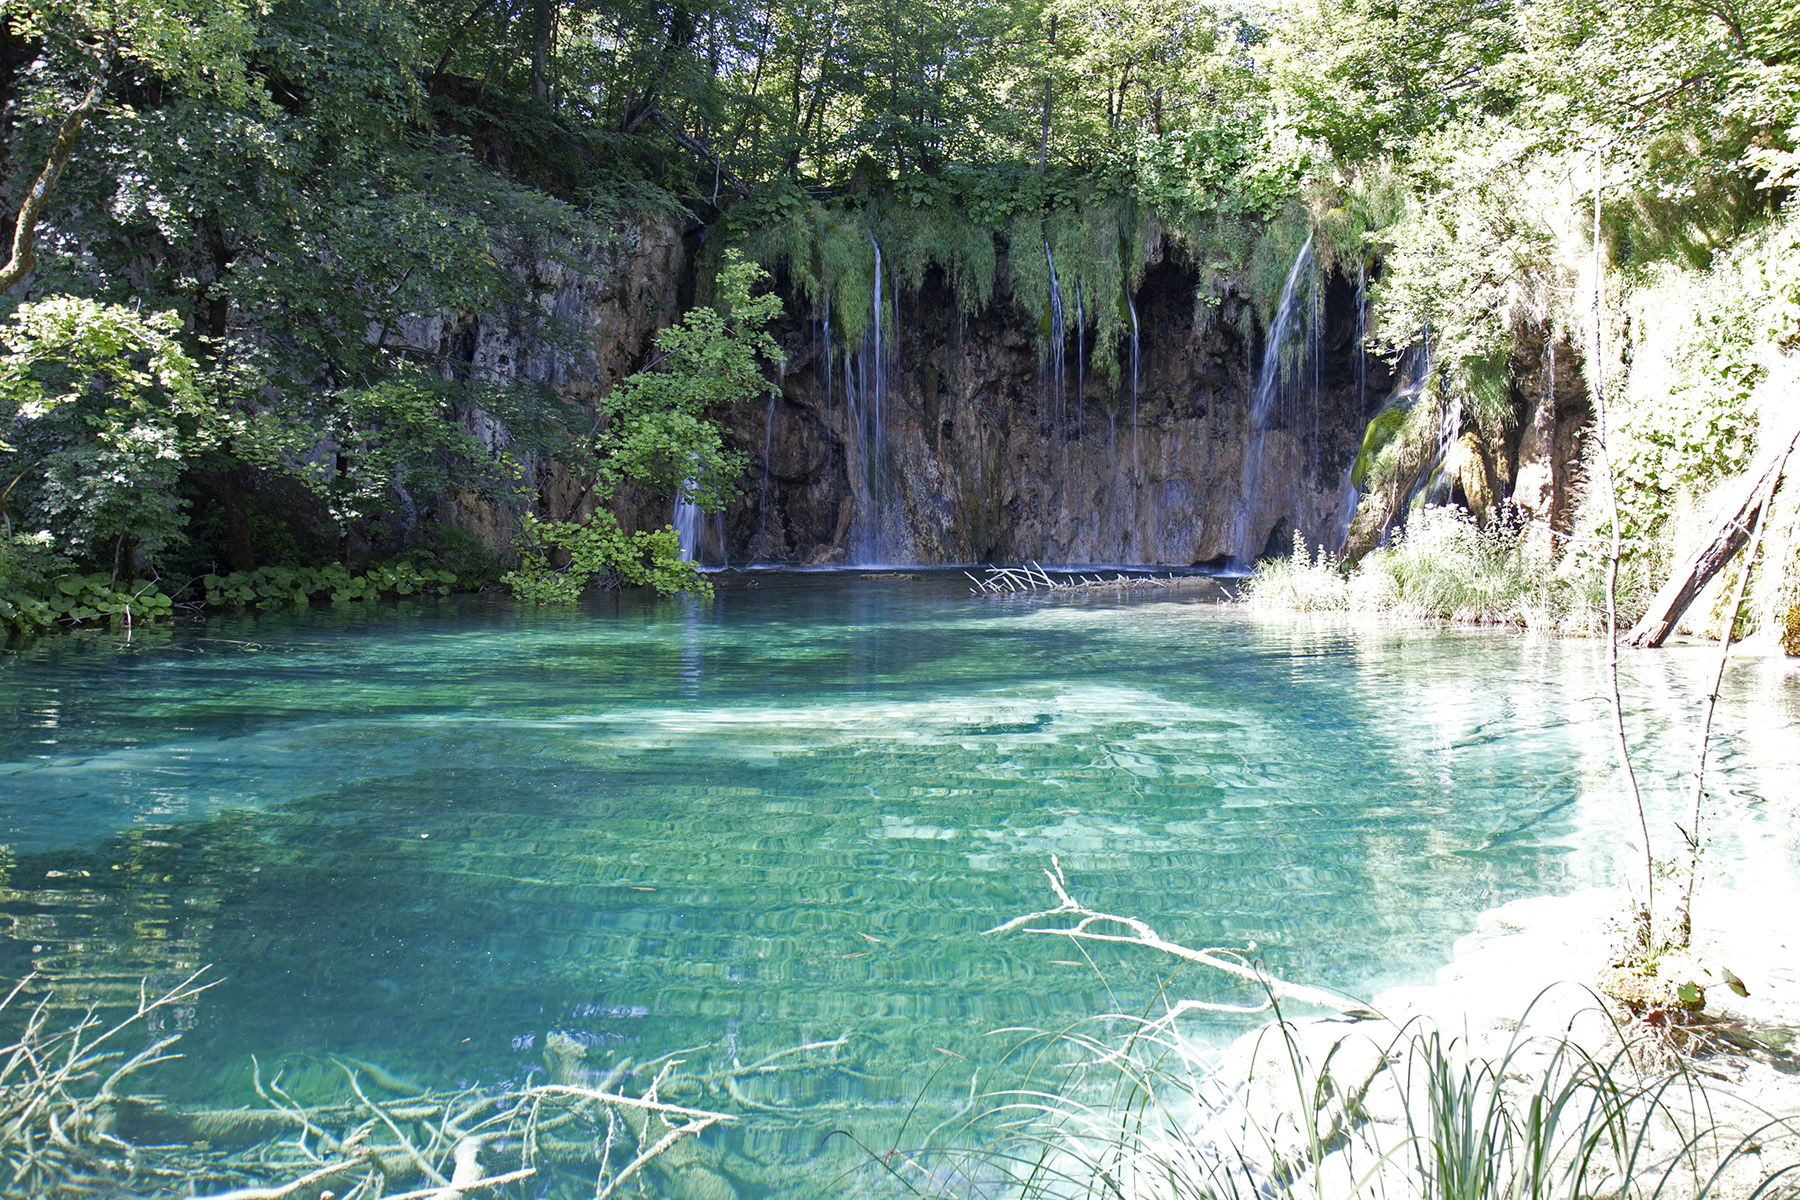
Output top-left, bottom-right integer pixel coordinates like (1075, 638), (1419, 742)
(2, 574), (1798, 1197)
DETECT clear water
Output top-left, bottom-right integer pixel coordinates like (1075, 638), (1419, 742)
(3, 574), (1798, 1196)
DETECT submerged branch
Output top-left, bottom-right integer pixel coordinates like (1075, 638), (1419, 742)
(986, 856), (1350, 1013)
(0, 969), (748, 1200)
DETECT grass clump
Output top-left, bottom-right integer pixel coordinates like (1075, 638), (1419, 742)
(900, 994), (1794, 1200)
(1244, 508), (1603, 630)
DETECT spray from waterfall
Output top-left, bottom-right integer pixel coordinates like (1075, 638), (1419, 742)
(1230, 232), (1315, 566)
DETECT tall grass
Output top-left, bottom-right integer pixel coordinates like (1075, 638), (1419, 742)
(900, 992), (1793, 1200)
(1243, 508), (1612, 631)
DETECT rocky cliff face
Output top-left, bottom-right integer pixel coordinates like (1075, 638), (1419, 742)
(408, 215), (1594, 573)
(388, 210), (690, 551)
(702, 247), (1391, 568)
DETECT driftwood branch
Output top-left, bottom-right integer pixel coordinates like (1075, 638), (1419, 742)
(968, 562), (1173, 595)
(1673, 433), (1794, 945)
(985, 857), (1351, 1014)
(2, 966), (750, 1200)
(1627, 417), (1800, 647)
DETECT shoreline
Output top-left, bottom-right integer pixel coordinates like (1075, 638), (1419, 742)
(1190, 886), (1800, 1199)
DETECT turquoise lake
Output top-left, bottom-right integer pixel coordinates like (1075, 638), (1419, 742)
(3, 572), (1798, 1196)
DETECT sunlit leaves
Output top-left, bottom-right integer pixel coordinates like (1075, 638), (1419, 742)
(0, 298), (226, 561)
(594, 250), (779, 508)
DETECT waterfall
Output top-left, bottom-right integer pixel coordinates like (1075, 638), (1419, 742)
(1127, 293), (1140, 466)
(820, 296), (833, 424)
(674, 485), (702, 563)
(1415, 335), (1464, 509)
(846, 236), (894, 564)
(1126, 290), (1141, 541)
(1309, 253), (1322, 480)
(1045, 239), (1067, 475)
(754, 391), (778, 559)
(1230, 232), (1315, 566)
(1073, 280), (1085, 446)
(1356, 257), (1368, 416)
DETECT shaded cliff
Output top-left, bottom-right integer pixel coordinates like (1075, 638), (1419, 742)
(702, 244), (1392, 568)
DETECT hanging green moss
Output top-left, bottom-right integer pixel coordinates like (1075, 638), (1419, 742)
(1360, 378), (1450, 498)
(1003, 197), (1158, 389)
(1244, 206), (1314, 332)
(1457, 344), (1515, 442)
(878, 201), (998, 316)
(1351, 405), (1410, 491)
(1312, 164), (1407, 279)
(1169, 216), (1257, 339)
(814, 208), (878, 347)
(725, 186), (1002, 349)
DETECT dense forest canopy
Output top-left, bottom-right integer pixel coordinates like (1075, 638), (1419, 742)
(0, 0), (1796, 621)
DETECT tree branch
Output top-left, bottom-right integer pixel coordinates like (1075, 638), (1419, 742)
(1, 76), (107, 295)
(648, 111), (749, 197)
(986, 857), (1352, 1013)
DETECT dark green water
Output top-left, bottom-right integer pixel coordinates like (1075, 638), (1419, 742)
(3, 573), (1798, 1196)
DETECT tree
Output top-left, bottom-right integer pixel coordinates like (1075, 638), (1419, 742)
(1, 0), (255, 293)
(505, 250), (780, 600)
(0, 297), (224, 573)
(594, 248), (779, 508)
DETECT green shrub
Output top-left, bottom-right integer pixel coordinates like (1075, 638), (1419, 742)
(501, 512), (709, 602)
(1241, 536), (1353, 612)
(1246, 508), (1596, 630)
(1, 534), (176, 639)
(412, 525), (504, 590)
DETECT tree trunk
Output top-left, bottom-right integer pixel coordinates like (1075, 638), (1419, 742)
(206, 453), (257, 572)
(530, 0), (554, 102)
(1037, 15), (1056, 172)
(1626, 417), (1800, 648)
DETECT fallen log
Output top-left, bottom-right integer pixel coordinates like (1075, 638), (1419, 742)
(1626, 418), (1800, 648)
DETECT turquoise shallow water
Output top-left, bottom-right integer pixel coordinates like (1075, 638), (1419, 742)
(3, 573), (1798, 1195)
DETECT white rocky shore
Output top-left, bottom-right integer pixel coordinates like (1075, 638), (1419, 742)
(1172, 887), (1800, 1200)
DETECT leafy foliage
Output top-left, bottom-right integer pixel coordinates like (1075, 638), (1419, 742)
(595, 251), (778, 509)
(1246, 508), (1608, 631)
(0, 298), (223, 567)
(502, 512), (707, 600)
(501, 250), (778, 602)
(201, 562), (458, 607)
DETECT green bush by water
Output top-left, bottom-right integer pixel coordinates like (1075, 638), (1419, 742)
(201, 561), (458, 608)
(501, 512), (707, 602)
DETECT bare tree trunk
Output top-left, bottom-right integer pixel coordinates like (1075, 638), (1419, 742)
(530, 0), (554, 102)
(1673, 444), (1791, 948)
(1037, 15), (1056, 172)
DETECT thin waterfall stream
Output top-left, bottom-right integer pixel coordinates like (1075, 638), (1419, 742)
(846, 235), (893, 565)
(1231, 233), (1314, 565)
